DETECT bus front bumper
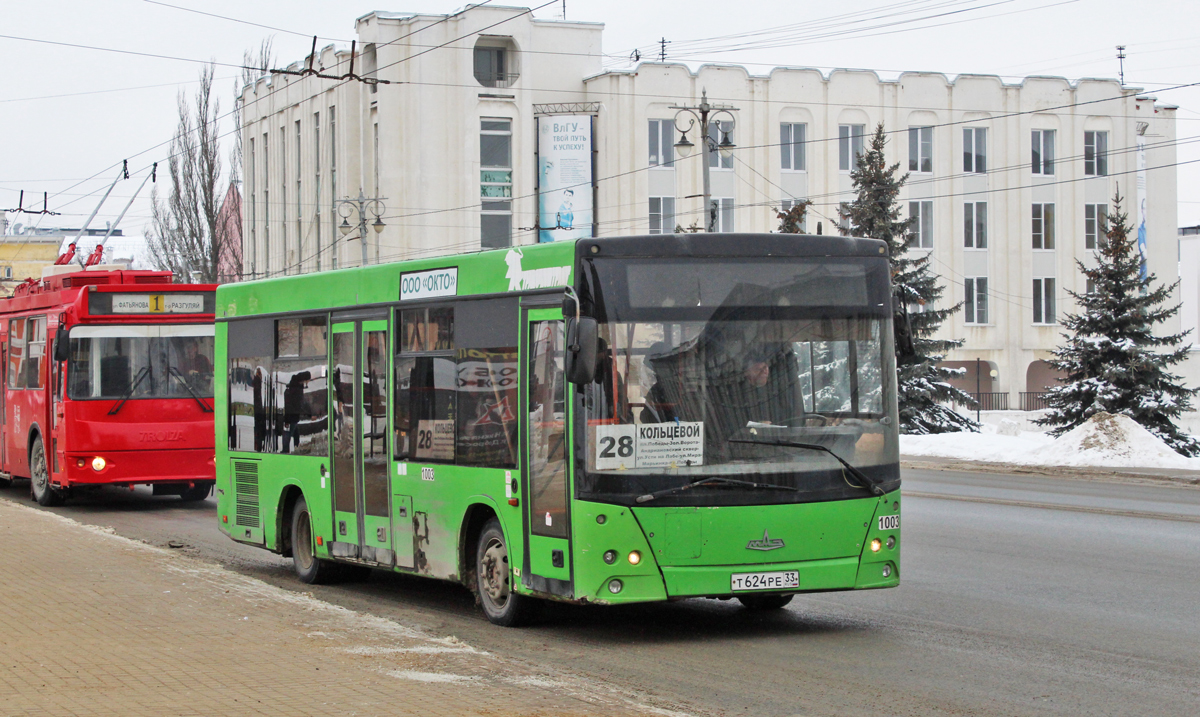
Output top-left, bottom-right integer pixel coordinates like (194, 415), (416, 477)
(59, 448), (216, 487)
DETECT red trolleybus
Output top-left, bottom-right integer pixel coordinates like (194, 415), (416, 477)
(0, 266), (217, 505)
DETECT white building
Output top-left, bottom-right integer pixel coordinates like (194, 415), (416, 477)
(239, 4), (1183, 406)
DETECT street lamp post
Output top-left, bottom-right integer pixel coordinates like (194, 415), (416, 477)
(336, 189), (387, 267)
(672, 90), (737, 232)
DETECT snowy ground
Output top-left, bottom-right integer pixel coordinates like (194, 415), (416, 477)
(900, 413), (1200, 471)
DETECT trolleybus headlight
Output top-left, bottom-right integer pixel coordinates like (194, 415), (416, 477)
(76, 458), (85, 468)
(627, 550), (641, 566)
(603, 550), (618, 565)
(882, 564), (893, 578)
(91, 457), (106, 471)
(870, 538), (882, 553)
(886, 536), (896, 549)
(608, 579), (623, 594)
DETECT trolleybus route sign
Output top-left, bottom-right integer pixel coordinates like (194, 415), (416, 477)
(111, 293), (205, 313)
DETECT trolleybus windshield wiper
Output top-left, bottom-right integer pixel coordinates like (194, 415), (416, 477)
(168, 365), (213, 412)
(635, 476), (799, 503)
(108, 366), (150, 415)
(728, 438), (885, 496)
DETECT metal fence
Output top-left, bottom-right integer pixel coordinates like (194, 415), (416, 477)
(1020, 392), (1051, 411)
(967, 392), (1010, 411)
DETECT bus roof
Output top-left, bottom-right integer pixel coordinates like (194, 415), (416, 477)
(216, 233), (888, 320)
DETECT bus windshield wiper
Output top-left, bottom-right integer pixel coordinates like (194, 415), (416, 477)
(635, 476), (799, 504)
(108, 366), (150, 415)
(168, 366), (213, 412)
(728, 438), (885, 496)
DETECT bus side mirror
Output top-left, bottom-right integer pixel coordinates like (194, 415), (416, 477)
(53, 329), (71, 362)
(564, 317), (598, 385)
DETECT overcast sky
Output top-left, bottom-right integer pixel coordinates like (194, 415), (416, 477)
(3, 0), (1197, 263)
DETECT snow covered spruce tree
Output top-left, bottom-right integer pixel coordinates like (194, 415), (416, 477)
(1036, 189), (1199, 455)
(839, 123), (977, 433)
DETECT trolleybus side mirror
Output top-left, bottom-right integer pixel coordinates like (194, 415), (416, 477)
(53, 328), (71, 362)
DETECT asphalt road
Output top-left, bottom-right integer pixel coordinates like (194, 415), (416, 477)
(3, 467), (1198, 717)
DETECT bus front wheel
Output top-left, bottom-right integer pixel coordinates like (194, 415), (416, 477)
(476, 518), (536, 627)
(291, 496), (341, 584)
(30, 439), (64, 507)
(179, 481), (214, 502)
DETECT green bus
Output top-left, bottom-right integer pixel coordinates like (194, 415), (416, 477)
(216, 233), (901, 625)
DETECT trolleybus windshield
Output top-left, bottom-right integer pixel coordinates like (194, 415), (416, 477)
(578, 255), (899, 506)
(68, 324), (216, 400)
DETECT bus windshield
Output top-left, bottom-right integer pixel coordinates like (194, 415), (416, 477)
(578, 255), (899, 506)
(68, 324), (216, 401)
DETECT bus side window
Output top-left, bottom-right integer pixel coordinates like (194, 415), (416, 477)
(227, 318), (274, 453)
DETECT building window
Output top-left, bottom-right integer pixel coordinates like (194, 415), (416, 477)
(279, 126), (287, 273)
(473, 46), (513, 88)
(1086, 277), (1096, 295)
(481, 118), (513, 249)
(1085, 203), (1108, 250)
(963, 127), (987, 173)
(1084, 130), (1108, 176)
(964, 277), (989, 324)
(295, 120), (302, 274)
(1033, 203), (1055, 249)
(781, 123), (806, 171)
(781, 198), (808, 233)
(839, 124), (865, 171)
(329, 106), (337, 269)
(1, 266), (11, 279)
(313, 112), (321, 272)
(649, 196), (675, 234)
(1032, 129), (1055, 175)
(908, 126), (933, 173)
(708, 122), (733, 170)
(964, 201), (987, 248)
(710, 197), (734, 232)
(1033, 277), (1056, 324)
(648, 119), (674, 167)
(248, 137), (256, 276)
(262, 132), (270, 275)
(908, 200), (933, 248)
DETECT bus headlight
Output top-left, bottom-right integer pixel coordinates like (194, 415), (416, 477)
(886, 536), (896, 549)
(870, 538), (882, 553)
(627, 550), (641, 566)
(603, 550), (617, 564)
(882, 564), (893, 578)
(92, 457), (106, 471)
(608, 579), (623, 594)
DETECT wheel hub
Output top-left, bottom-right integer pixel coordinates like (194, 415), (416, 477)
(481, 540), (509, 603)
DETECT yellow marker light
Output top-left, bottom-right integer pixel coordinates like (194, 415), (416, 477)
(91, 457), (106, 471)
(870, 538), (882, 553)
(627, 550), (641, 566)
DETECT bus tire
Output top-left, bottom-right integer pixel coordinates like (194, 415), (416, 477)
(0, 474), (12, 489)
(737, 593), (794, 611)
(291, 496), (340, 585)
(475, 518), (536, 627)
(29, 438), (64, 507)
(179, 481), (214, 502)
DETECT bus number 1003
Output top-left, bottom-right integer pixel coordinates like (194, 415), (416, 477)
(878, 515), (900, 531)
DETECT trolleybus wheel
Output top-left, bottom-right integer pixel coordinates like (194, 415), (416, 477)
(737, 593), (794, 611)
(29, 438), (64, 507)
(291, 496), (341, 584)
(178, 481), (214, 502)
(0, 474), (11, 489)
(475, 518), (536, 627)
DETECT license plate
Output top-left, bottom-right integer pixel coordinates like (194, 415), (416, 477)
(731, 570), (799, 591)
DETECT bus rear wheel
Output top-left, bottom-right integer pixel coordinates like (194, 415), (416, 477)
(475, 518), (535, 627)
(737, 593), (794, 611)
(30, 439), (64, 507)
(178, 481), (214, 502)
(291, 496), (341, 584)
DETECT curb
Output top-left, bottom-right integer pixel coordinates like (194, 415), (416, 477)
(901, 457), (1200, 488)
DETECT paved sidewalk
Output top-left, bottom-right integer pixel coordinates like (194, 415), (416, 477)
(0, 500), (681, 717)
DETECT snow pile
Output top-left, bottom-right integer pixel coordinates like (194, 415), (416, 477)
(901, 412), (1200, 470)
(1028, 412), (1198, 469)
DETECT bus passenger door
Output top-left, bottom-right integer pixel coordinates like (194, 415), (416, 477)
(328, 317), (394, 566)
(521, 309), (573, 597)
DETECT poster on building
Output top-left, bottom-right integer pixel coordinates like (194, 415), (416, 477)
(1136, 131), (1149, 280)
(537, 115), (594, 243)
